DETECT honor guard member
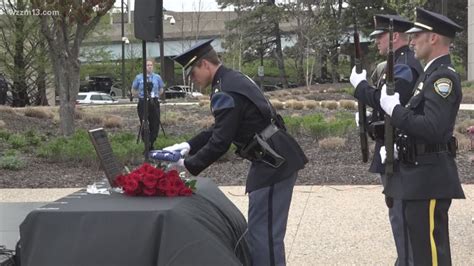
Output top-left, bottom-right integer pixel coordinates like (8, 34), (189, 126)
(131, 60), (165, 150)
(164, 39), (308, 266)
(349, 14), (423, 265)
(380, 8), (465, 265)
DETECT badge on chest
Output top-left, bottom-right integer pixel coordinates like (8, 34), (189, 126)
(434, 78), (453, 98)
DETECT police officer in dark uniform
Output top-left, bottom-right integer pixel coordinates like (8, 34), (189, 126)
(164, 39), (308, 266)
(380, 8), (465, 265)
(131, 60), (165, 150)
(349, 14), (423, 265)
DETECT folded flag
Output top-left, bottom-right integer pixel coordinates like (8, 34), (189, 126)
(149, 150), (182, 162)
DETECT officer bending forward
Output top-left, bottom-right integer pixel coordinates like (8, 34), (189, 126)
(164, 39), (308, 266)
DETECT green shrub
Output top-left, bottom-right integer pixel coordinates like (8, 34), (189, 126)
(0, 129), (11, 141)
(24, 130), (45, 146)
(8, 134), (28, 149)
(0, 152), (26, 170)
(36, 130), (193, 167)
(36, 130), (96, 165)
(284, 112), (354, 139)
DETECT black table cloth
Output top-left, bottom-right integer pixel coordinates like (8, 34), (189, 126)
(19, 178), (250, 266)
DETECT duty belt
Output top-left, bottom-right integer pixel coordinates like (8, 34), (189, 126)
(260, 124), (279, 140)
(415, 143), (448, 155)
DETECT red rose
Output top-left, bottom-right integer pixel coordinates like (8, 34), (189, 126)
(179, 187), (193, 196)
(142, 173), (158, 188)
(143, 187), (157, 196)
(130, 172), (143, 183)
(171, 178), (185, 190)
(114, 175), (125, 187)
(124, 179), (139, 193)
(152, 168), (165, 179)
(157, 178), (171, 191)
(165, 187), (178, 197)
(140, 162), (153, 172)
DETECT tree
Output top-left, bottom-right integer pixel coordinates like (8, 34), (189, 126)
(0, 0), (51, 107)
(218, 0), (288, 87)
(31, 0), (115, 136)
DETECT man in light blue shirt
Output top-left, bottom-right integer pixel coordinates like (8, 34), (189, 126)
(132, 59), (165, 150)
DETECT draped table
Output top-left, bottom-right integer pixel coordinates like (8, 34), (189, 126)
(19, 178), (250, 266)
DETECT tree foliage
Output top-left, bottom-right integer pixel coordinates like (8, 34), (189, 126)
(216, 0), (467, 84)
(31, 0), (114, 136)
(0, 0), (52, 107)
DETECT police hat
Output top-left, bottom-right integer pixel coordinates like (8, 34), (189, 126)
(405, 8), (463, 38)
(369, 14), (414, 37)
(173, 39), (215, 76)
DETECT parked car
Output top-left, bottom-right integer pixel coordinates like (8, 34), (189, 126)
(276, 82), (299, 88)
(76, 92), (118, 105)
(262, 84), (281, 92)
(164, 87), (186, 99)
(80, 76), (114, 94)
(166, 85), (204, 98)
(109, 82), (124, 97)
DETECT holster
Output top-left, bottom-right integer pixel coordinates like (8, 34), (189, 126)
(367, 120), (385, 141)
(238, 124), (286, 168)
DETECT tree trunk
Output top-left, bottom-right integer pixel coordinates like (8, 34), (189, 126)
(35, 64), (48, 105)
(50, 50), (80, 136)
(12, 0), (28, 107)
(273, 26), (288, 89)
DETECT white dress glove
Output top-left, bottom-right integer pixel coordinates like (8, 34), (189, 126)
(380, 145), (399, 164)
(163, 142), (191, 156)
(168, 158), (186, 171)
(380, 85), (400, 117)
(350, 66), (367, 88)
(354, 110), (372, 127)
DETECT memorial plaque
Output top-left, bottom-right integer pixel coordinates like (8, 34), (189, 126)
(88, 128), (122, 187)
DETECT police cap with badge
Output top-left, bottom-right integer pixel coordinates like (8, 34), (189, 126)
(405, 7), (463, 39)
(369, 14), (414, 37)
(173, 39), (215, 77)
(406, 7), (463, 98)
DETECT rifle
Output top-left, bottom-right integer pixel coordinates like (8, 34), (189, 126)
(384, 19), (395, 176)
(353, 14), (369, 163)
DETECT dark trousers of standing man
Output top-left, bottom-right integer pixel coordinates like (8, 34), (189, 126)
(247, 172), (297, 266)
(399, 199), (452, 266)
(382, 173), (413, 266)
(137, 98), (161, 150)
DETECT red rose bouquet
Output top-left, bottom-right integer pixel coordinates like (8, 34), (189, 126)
(114, 163), (196, 197)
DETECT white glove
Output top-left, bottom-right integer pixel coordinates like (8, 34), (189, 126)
(168, 158), (185, 170)
(355, 112), (360, 127)
(350, 66), (367, 88)
(380, 145), (399, 164)
(354, 110), (372, 127)
(163, 142), (190, 156)
(380, 85), (400, 117)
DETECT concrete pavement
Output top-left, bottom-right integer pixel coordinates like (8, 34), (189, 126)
(1, 185), (473, 264)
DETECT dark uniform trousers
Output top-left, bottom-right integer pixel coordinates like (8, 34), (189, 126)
(400, 199), (452, 266)
(248, 173), (297, 266)
(137, 98), (161, 149)
(386, 55), (464, 265)
(355, 45), (423, 265)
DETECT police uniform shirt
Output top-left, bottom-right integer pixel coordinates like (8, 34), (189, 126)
(385, 54), (464, 200)
(183, 65), (307, 192)
(132, 73), (164, 98)
(354, 45), (423, 174)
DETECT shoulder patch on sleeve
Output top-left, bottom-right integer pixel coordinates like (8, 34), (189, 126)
(393, 64), (413, 83)
(210, 92), (235, 113)
(434, 78), (453, 98)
